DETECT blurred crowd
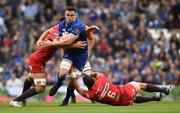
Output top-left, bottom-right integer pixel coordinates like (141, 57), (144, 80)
(0, 0), (180, 88)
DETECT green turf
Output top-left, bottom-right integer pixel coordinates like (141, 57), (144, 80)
(0, 101), (180, 113)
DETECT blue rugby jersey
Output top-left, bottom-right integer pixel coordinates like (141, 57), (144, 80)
(58, 19), (88, 53)
(58, 19), (88, 71)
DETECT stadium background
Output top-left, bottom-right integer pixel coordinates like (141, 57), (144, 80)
(0, 0), (180, 104)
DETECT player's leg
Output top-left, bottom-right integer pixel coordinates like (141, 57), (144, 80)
(9, 74), (34, 107)
(60, 61), (92, 106)
(60, 82), (75, 106)
(140, 83), (170, 95)
(20, 58), (37, 105)
(58, 52), (89, 105)
(129, 82), (170, 95)
(10, 73), (46, 107)
(21, 75), (34, 106)
(21, 76), (34, 94)
(129, 82), (172, 104)
(71, 89), (76, 103)
(60, 76), (75, 106)
(134, 93), (163, 103)
(60, 54), (90, 105)
(49, 58), (72, 96)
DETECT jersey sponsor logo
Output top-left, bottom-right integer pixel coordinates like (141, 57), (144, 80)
(62, 31), (69, 36)
(62, 29), (70, 36)
(75, 26), (81, 33)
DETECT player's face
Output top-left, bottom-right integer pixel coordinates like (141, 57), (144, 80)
(65, 11), (77, 24)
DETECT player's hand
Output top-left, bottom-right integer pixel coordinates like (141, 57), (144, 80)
(67, 73), (77, 79)
(36, 40), (43, 48)
(73, 41), (87, 49)
(40, 40), (53, 48)
(86, 25), (100, 34)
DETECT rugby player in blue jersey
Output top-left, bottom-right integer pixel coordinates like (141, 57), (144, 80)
(42, 7), (96, 97)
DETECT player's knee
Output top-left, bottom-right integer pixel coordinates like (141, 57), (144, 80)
(139, 83), (147, 90)
(59, 69), (69, 78)
(129, 81), (141, 92)
(83, 61), (92, 74)
(134, 82), (147, 91)
(33, 78), (46, 93)
(59, 58), (72, 77)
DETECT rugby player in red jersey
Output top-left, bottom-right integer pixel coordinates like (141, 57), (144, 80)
(71, 71), (172, 106)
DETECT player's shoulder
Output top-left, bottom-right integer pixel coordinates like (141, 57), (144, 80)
(58, 20), (65, 27)
(95, 74), (104, 81)
(52, 24), (59, 28)
(97, 73), (106, 78)
(73, 19), (85, 27)
(96, 73), (109, 82)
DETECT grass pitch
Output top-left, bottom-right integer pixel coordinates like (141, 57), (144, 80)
(0, 101), (180, 113)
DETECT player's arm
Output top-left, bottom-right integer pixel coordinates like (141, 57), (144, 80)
(41, 24), (84, 48)
(87, 31), (95, 55)
(64, 25), (98, 49)
(51, 33), (78, 48)
(50, 23), (85, 48)
(63, 41), (87, 49)
(87, 33), (95, 55)
(86, 25), (99, 55)
(66, 25), (98, 50)
(71, 77), (89, 98)
(36, 27), (53, 48)
(40, 33), (78, 48)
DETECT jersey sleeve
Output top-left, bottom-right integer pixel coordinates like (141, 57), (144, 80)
(71, 24), (84, 36)
(46, 25), (59, 41)
(50, 24), (59, 33)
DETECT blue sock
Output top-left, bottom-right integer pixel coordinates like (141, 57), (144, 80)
(63, 85), (74, 102)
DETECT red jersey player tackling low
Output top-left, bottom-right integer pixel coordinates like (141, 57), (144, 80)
(71, 71), (172, 106)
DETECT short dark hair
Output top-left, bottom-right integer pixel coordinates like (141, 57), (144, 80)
(65, 7), (77, 12)
(82, 76), (95, 89)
